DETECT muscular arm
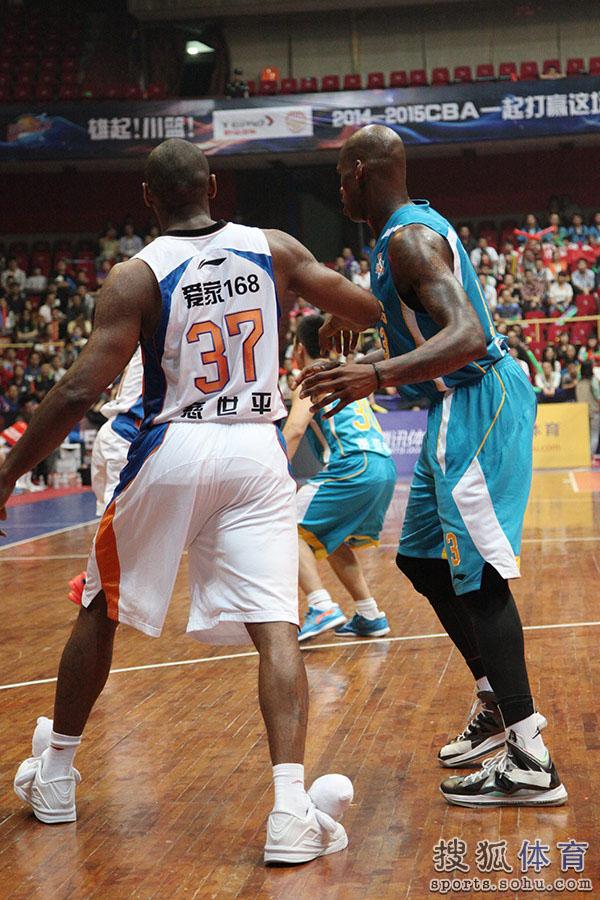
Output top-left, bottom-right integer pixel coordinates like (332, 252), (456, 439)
(373, 225), (487, 388)
(281, 387), (314, 461)
(0, 260), (161, 520)
(265, 230), (380, 331)
(297, 224), (487, 415)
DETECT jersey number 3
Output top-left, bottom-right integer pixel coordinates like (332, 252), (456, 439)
(186, 309), (264, 394)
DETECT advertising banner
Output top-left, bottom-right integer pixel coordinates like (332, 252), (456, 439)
(0, 76), (599, 161)
(532, 402), (591, 469)
(212, 105), (313, 141)
(376, 409), (428, 478)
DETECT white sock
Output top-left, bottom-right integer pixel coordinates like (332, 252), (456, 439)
(476, 676), (493, 694)
(355, 597), (381, 619)
(273, 763), (308, 816)
(508, 714), (547, 761)
(41, 730), (82, 779)
(306, 589), (333, 612)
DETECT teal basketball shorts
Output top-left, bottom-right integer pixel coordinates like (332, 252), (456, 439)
(398, 354), (537, 594)
(296, 452), (397, 559)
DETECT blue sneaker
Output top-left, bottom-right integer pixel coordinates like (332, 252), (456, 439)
(298, 605), (347, 642)
(334, 612), (390, 638)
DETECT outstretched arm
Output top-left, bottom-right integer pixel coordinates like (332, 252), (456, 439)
(282, 387), (314, 461)
(297, 224), (487, 416)
(266, 230), (380, 331)
(0, 260), (161, 524)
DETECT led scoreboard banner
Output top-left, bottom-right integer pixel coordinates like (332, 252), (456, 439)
(0, 77), (599, 160)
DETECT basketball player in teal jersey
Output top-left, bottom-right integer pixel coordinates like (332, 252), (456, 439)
(298, 125), (566, 808)
(283, 314), (396, 641)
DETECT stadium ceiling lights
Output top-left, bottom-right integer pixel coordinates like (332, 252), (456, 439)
(186, 40), (214, 56)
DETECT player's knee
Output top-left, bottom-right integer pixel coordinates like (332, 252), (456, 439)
(396, 553), (453, 601)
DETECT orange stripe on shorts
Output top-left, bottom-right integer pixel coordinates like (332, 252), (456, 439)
(95, 500), (121, 623)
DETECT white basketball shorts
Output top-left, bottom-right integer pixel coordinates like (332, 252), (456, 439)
(82, 422), (299, 645)
(91, 420), (132, 517)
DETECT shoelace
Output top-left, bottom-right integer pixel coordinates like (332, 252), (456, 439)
(454, 706), (499, 741)
(460, 749), (509, 785)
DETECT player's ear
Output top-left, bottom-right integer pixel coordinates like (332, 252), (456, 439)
(142, 182), (152, 208)
(208, 174), (217, 199)
(355, 159), (364, 182)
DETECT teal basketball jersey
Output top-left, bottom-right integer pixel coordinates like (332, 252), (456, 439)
(305, 399), (391, 466)
(371, 200), (506, 402)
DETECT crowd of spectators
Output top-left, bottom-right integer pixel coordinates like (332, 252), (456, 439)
(0, 220), (159, 469)
(2, 204), (600, 468)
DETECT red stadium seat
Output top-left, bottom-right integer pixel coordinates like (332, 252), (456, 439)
(16, 71), (35, 88)
(524, 309), (541, 319)
(389, 70), (407, 88)
(146, 82), (167, 100)
(571, 322), (595, 344)
(279, 77), (297, 94)
(40, 57), (59, 74)
(431, 67), (450, 86)
(566, 58), (585, 77)
(542, 58), (560, 74)
(575, 294), (598, 316)
(35, 84), (54, 102)
(81, 83), (103, 101)
(246, 80), (255, 95)
(589, 57), (600, 76)
(367, 72), (385, 89)
(409, 69), (427, 87)
(20, 57), (37, 73)
(58, 84), (80, 101)
(38, 71), (57, 88)
(124, 83), (143, 100)
(61, 70), (79, 86)
(321, 75), (340, 91)
(343, 74), (362, 90)
(527, 340), (545, 361)
(61, 57), (79, 73)
(546, 323), (565, 343)
(21, 41), (38, 58)
(519, 61), (539, 81)
(258, 79), (277, 95)
(0, 85), (10, 103)
(0, 58), (13, 75)
(498, 62), (517, 81)
(13, 84), (33, 102)
(300, 76), (318, 93)
(475, 63), (495, 81)
(103, 85), (124, 100)
(453, 65), (472, 83)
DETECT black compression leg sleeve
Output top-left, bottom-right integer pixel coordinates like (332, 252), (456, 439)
(396, 554), (486, 681)
(460, 564), (534, 727)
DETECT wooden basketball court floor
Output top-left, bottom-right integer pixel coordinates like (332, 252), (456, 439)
(0, 468), (599, 899)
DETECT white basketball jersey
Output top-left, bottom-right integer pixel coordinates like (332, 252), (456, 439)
(101, 346), (144, 420)
(134, 222), (286, 426)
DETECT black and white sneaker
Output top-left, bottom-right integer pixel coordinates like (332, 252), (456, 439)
(438, 691), (547, 768)
(440, 730), (568, 807)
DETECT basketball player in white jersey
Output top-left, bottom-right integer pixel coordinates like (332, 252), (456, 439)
(0, 139), (379, 864)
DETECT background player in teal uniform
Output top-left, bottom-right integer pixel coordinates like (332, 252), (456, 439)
(298, 125), (566, 808)
(283, 314), (396, 640)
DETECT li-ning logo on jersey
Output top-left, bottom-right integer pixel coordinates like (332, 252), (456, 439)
(375, 253), (385, 279)
(197, 257), (227, 270)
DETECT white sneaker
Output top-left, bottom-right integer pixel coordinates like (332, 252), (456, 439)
(264, 801), (348, 865)
(32, 716), (53, 757)
(14, 749), (81, 823)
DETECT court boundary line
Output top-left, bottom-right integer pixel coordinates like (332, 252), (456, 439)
(1, 618), (599, 693)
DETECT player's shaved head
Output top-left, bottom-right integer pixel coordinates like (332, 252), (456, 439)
(144, 138), (211, 215)
(339, 125), (406, 180)
(337, 126), (410, 229)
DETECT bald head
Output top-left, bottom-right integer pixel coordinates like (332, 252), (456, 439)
(144, 138), (211, 215)
(340, 125), (406, 179)
(337, 126), (409, 228)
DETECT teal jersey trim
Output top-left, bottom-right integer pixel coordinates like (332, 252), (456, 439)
(371, 200), (506, 402)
